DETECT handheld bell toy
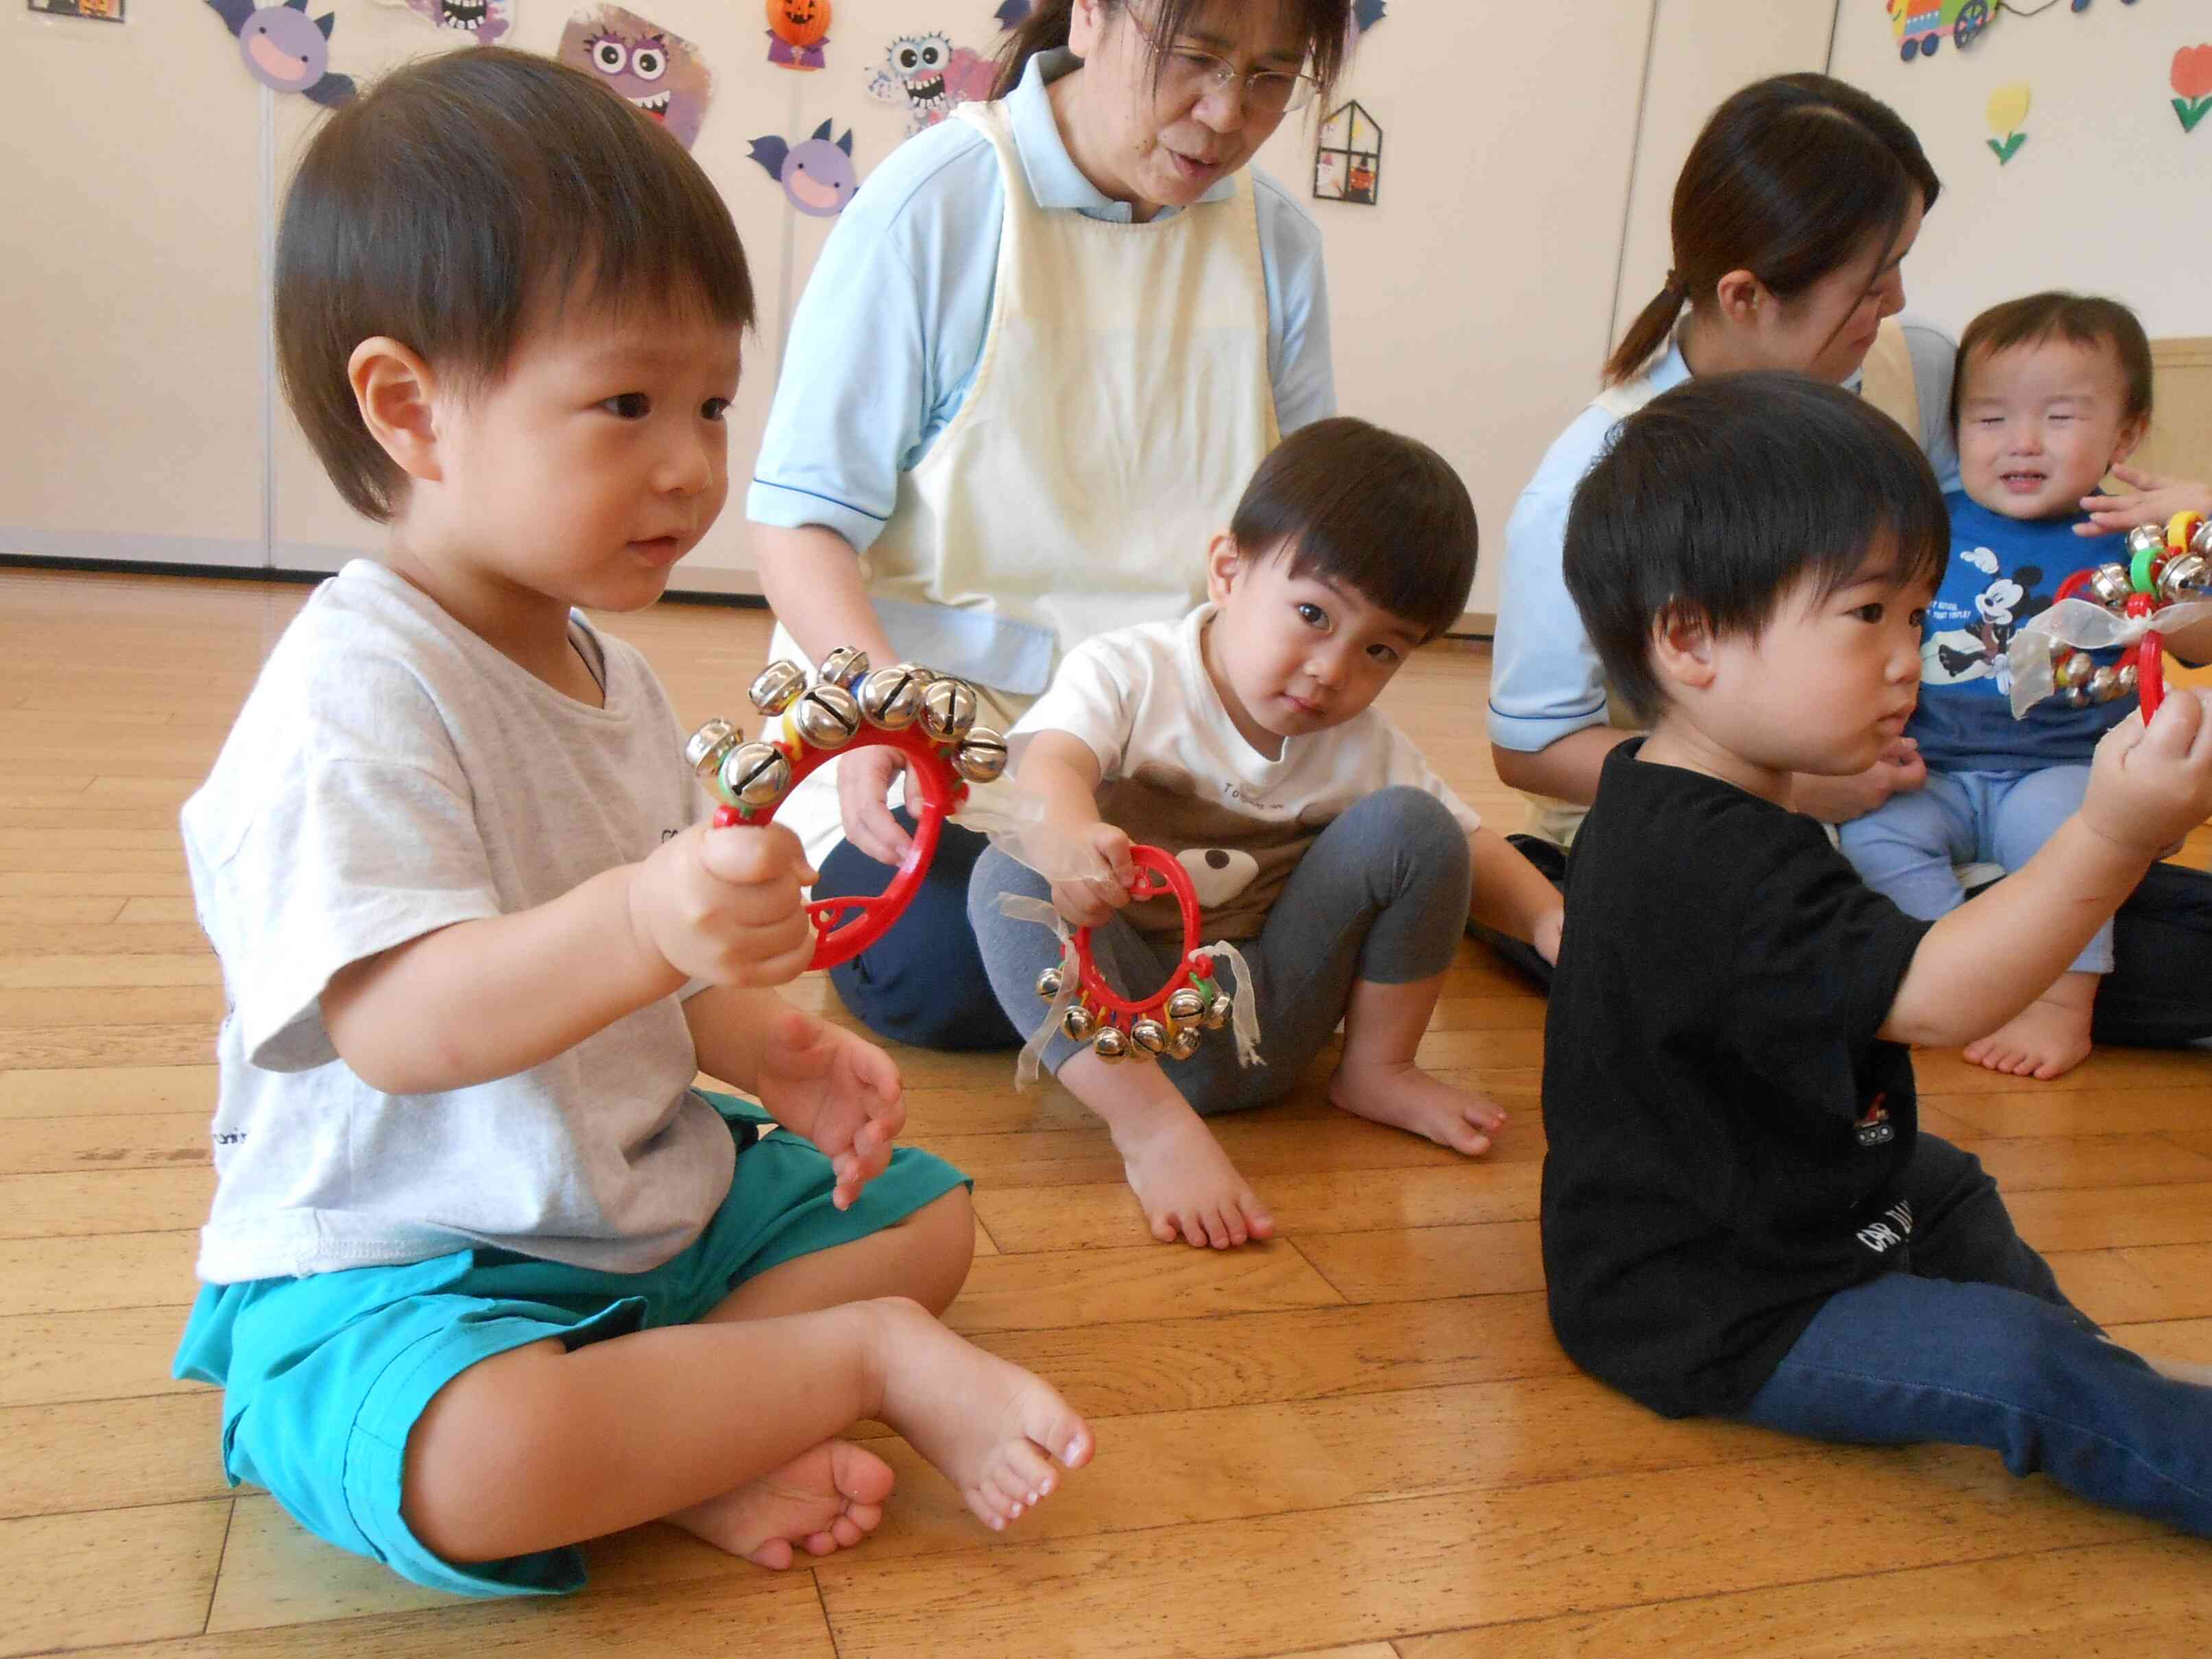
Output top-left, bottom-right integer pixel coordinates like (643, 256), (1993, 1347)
(2008, 511), (2212, 723)
(1034, 845), (1238, 1066)
(685, 650), (1008, 970)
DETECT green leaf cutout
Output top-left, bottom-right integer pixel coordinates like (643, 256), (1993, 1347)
(1987, 132), (2027, 165)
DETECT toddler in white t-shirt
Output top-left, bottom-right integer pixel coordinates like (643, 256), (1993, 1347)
(969, 419), (1566, 1248)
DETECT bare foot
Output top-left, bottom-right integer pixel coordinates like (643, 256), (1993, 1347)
(668, 1438), (895, 1569)
(1330, 1058), (1505, 1155)
(866, 1297), (1094, 1532)
(1109, 1094), (1276, 1248)
(1962, 982), (2095, 1081)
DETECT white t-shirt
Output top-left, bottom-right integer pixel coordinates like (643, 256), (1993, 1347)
(1013, 605), (1482, 940)
(180, 561), (730, 1283)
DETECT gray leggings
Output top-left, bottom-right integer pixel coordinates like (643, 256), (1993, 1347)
(966, 786), (1472, 1115)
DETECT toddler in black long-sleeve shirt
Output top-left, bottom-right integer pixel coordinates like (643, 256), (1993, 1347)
(1545, 370), (2212, 1534)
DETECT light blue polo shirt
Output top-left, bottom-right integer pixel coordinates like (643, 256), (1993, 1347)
(1486, 322), (1964, 755)
(746, 49), (1335, 552)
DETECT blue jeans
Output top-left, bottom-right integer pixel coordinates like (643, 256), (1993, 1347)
(1838, 766), (2113, 975)
(1740, 1140), (2212, 1536)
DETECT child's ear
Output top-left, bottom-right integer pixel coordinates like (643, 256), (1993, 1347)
(1204, 532), (1243, 605)
(348, 337), (444, 487)
(2109, 411), (2151, 472)
(1648, 604), (1719, 694)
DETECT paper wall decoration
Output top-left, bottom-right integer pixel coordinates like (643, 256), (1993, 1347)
(27, 1), (126, 21)
(766, 0), (828, 71)
(204, 1), (356, 105)
(560, 5), (712, 149)
(2174, 45), (2212, 134)
(398, 1), (514, 44)
(1312, 99), (1380, 206)
(867, 32), (1000, 135)
(1887, 0), (1993, 64)
(1985, 82), (2028, 163)
(749, 120), (858, 217)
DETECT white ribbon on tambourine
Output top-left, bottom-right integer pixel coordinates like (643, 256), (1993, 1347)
(963, 792), (1264, 1088)
(2005, 599), (2212, 719)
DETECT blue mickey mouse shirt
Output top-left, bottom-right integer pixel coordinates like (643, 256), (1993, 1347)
(1908, 491), (2130, 772)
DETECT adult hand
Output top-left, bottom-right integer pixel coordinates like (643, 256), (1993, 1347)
(837, 744), (919, 867)
(1793, 737), (1927, 825)
(627, 821), (816, 988)
(2076, 465), (2212, 536)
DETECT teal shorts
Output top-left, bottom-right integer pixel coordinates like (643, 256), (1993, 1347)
(172, 1095), (968, 1599)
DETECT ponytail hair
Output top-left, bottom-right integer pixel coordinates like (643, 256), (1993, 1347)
(1603, 73), (1940, 386)
(993, 0), (1354, 109)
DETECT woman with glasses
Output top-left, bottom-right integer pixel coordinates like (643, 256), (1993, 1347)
(747, 0), (1354, 1050)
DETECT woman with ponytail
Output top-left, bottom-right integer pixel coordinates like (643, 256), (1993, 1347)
(745, 2), (1353, 1050)
(1487, 73), (1953, 871)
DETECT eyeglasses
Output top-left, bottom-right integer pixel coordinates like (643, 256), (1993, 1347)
(1122, 5), (1321, 116)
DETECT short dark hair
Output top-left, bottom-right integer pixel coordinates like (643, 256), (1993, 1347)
(1606, 73), (1939, 386)
(1563, 372), (1948, 721)
(1229, 417), (1478, 642)
(276, 47), (755, 522)
(1952, 291), (2154, 429)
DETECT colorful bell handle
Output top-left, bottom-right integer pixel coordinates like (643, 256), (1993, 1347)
(712, 721), (964, 971)
(1072, 844), (1204, 1020)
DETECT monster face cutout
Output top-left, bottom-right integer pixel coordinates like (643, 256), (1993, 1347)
(766, 0), (830, 71)
(867, 32), (999, 135)
(747, 121), (858, 217)
(204, 0), (357, 106)
(400, 0), (514, 45)
(560, 5), (712, 149)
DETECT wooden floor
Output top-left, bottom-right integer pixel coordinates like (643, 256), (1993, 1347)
(5, 564), (2212, 1658)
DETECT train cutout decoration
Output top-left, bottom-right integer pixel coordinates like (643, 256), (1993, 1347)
(1888, 0), (1993, 64)
(2009, 511), (2212, 721)
(1037, 845), (1239, 1067)
(686, 651), (1007, 970)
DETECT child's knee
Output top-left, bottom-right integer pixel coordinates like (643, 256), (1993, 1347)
(891, 1185), (978, 1313)
(1347, 786), (1471, 870)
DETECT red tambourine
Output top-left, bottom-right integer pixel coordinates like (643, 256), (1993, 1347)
(2047, 509), (2212, 723)
(1044, 843), (1234, 1064)
(687, 653), (1007, 971)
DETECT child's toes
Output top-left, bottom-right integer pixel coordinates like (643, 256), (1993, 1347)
(747, 1537), (796, 1571)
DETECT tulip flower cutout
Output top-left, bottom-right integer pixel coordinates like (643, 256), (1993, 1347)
(2175, 46), (2212, 134)
(1986, 83), (2029, 165)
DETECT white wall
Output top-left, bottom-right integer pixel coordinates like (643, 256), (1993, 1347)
(0, 0), (1661, 622)
(1826, 0), (2212, 341)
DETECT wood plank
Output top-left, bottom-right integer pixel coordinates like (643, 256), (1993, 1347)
(0, 1021), (214, 1069)
(1395, 1536), (2212, 1658)
(813, 1449), (2155, 1659)
(0, 1067), (216, 1119)
(0, 1167), (215, 1238)
(0, 954), (219, 989)
(1946, 1132), (2212, 1191)
(2052, 1243), (2212, 1324)
(1294, 1222), (1547, 1305)
(2005, 1183), (2212, 1252)
(0, 1231), (200, 1318)
(0, 986), (223, 1029)
(0, 1392), (228, 1518)
(941, 1241), (1344, 1337)
(0, 1112), (212, 1175)
(974, 1161), (1541, 1255)
(1924, 1086), (2212, 1138)
(1, 1499), (230, 1658)
(0, 1306), (206, 1408)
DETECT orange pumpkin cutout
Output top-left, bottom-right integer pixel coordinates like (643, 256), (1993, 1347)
(767, 0), (830, 56)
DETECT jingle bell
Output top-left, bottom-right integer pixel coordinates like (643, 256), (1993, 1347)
(1166, 1026), (1203, 1061)
(1035, 965), (1064, 1003)
(686, 718), (741, 783)
(1201, 991), (1234, 1032)
(1061, 1004), (1097, 1042)
(2087, 666), (2121, 703)
(2126, 523), (2170, 561)
(748, 659), (807, 716)
(2192, 520), (2212, 557)
(2089, 564), (2136, 609)
(1129, 1017), (1168, 1056)
(954, 727), (1010, 784)
(2054, 651), (2096, 690)
(719, 742), (793, 810)
(787, 685), (863, 750)
(2159, 554), (2211, 603)
(857, 664), (927, 730)
(1164, 987), (1205, 1025)
(2063, 686), (2093, 710)
(817, 646), (871, 692)
(1092, 1026), (1129, 1063)
(2115, 662), (2139, 696)
(919, 677), (978, 743)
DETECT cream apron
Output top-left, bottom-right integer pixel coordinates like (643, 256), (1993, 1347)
(1519, 316), (1927, 847)
(771, 97), (1282, 868)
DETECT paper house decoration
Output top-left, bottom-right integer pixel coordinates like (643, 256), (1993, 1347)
(1313, 99), (1381, 206)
